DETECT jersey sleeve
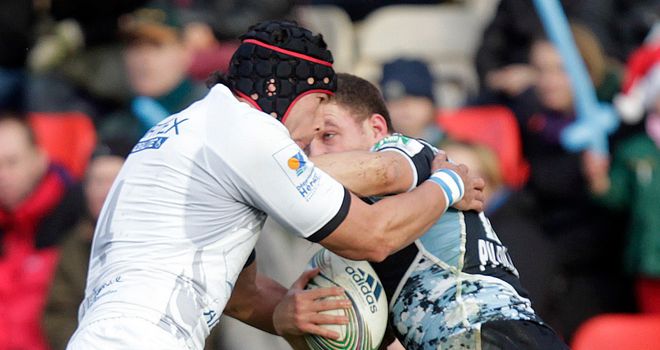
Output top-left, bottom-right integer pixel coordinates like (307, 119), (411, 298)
(206, 111), (350, 242)
(371, 134), (437, 190)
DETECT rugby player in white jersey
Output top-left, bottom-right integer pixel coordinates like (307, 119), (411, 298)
(281, 73), (568, 349)
(67, 20), (485, 350)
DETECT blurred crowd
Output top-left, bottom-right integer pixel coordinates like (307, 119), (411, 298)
(0, 0), (658, 349)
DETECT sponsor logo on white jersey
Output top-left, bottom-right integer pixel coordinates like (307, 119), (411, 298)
(131, 116), (190, 153)
(273, 144), (321, 200)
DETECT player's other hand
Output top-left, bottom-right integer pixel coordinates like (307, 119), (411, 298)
(454, 175), (485, 212)
(273, 268), (351, 340)
(431, 151), (485, 212)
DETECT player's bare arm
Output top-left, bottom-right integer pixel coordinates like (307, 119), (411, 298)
(223, 261), (286, 334)
(224, 262), (349, 345)
(311, 151), (414, 197)
(319, 175), (451, 262)
(313, 150), (485, 212)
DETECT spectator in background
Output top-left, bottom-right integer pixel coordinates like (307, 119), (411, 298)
(43, 147), (125, 350)
(27, 0), (147, 113)
(583, 44), (660, 314)
(511, 24), (623, 141)
(474, 0), (655, 106)
(379, 58), (443, 146)
(533, 24), (622, 105)
(99, 3), (207, 150)
(510, 25), (635, 340)
(166, 0), (297, 82)
(0, 112), (78, 350)
(181, 20), (238, 82)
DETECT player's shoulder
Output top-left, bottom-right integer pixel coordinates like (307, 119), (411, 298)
(200, 86), (298, 181)
(203, 85), (290, 147)
(371, 133), (437, 157)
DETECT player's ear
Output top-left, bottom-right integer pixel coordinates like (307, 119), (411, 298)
(368, 113), (389, 140)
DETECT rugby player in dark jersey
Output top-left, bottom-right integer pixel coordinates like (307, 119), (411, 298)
(303, 73), (569, 350)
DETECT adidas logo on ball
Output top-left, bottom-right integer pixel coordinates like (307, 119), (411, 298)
(344, 266), (383, 314)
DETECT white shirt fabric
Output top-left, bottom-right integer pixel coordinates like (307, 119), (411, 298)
(76, 84), (348, 349)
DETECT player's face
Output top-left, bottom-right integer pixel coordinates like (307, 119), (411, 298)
(283, 92), (329, 149)
(308, 102), (382, 156)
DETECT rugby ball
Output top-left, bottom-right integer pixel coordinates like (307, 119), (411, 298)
(304, 248), (388, 350)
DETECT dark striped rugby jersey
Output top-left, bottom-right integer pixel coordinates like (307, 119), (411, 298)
(368, 135), (538, 346)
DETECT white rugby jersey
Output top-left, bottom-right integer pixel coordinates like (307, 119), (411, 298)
(78, 84), (350, 349)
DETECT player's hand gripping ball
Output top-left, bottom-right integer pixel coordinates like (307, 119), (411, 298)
(304, 249), (388, 350)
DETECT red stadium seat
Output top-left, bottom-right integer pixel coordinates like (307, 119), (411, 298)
(436, 105), (530, 189)
(28, 112), (97, 180)
(571, 314), (660, 350)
